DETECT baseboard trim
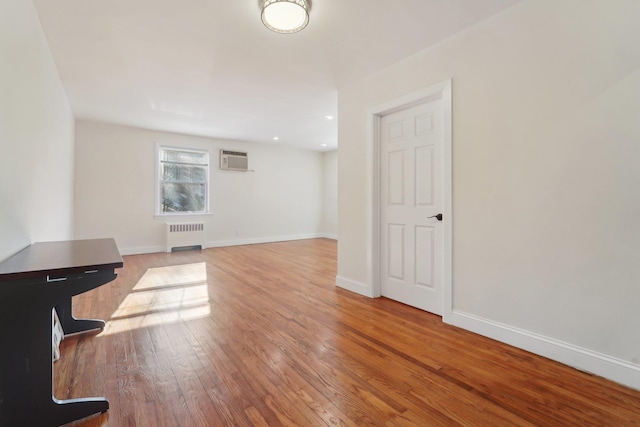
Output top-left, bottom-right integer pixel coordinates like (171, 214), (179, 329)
(317, 233), (338, 240)
(119, 234), (329, 255)
(448, 310), (640, 391)
(119, 245), (165, 255)
(335, 275), (373, 297)
(207, 234), (323, 248)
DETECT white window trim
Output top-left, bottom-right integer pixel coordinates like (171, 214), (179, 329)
(155, 144), (211, 216)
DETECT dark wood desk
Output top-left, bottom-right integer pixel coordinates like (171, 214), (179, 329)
(0, 238), (123, 427)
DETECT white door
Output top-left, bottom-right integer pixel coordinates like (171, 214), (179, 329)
(380, 99), (444, 315)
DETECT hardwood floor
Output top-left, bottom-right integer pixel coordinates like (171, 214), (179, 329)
(56, 239), (640, 426)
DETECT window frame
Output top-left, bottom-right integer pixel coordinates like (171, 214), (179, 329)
(156, 144), (211, 216)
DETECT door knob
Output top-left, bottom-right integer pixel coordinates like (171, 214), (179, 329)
(428, 213), (443, 221)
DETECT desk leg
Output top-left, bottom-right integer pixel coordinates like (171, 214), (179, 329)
(49, 397), (109, 426)
(55, 297), (105, 335)
(0, 307), (108, 427)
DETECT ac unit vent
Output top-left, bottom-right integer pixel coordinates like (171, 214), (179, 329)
(220, 149), (248, 171)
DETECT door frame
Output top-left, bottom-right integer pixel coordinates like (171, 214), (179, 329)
(369, 79), (453, 321)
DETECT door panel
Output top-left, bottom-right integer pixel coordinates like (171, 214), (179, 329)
(415, 225), (434, 288)
(387, 224), (405, 280)
(380, 99), (443, 314)
(387, 150), (405, 205)
(415, 146), (434, 206)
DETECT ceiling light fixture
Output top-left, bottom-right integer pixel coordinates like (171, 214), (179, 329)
(261, 0), (310, 34)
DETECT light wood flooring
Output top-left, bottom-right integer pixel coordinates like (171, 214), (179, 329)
(56, 238), (640, 426)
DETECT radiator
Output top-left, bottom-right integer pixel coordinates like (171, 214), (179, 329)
(166, 222), (206, 252)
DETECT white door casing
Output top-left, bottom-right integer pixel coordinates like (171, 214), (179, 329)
(381, 100), (443, 313)
(370, 80), (452, 318)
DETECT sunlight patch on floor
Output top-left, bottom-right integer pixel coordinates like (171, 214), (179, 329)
(101, 262), (210, 336)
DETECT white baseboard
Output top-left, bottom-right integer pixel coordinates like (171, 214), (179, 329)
(335, 275), (373, 297)
(206, 233), (322, 248)
(119, 234), (327, 255)
(119, 245), (165, 255)
(317, 233), (338, 240)
(448, 310), (640, 391)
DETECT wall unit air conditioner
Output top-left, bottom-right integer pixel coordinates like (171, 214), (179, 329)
(220, 149), (248, 171)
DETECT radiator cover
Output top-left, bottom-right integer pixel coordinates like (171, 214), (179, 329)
(166, 222), (206, 252)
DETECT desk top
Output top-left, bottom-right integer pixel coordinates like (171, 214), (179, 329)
(0, 238), (123, 282)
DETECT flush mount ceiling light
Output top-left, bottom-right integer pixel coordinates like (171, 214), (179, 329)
(261, 0), (310, 34)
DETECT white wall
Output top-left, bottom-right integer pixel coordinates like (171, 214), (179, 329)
(320, 150), (337, 239)
(337, 0), (640, 389)
(74, 121), (325, 254)
(0, 0), (75, 262)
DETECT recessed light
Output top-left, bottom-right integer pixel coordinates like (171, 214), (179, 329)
(325, 115), (334, 120)
(320, 144), (327, 147)
(273, 136), (279, 141)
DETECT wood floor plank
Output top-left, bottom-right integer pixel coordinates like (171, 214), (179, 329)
(54, 239), (640, 426)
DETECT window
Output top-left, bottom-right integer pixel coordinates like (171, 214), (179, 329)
(157, 146), (209, 215)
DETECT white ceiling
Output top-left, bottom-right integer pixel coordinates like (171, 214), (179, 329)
(33, 0), (520, 151)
